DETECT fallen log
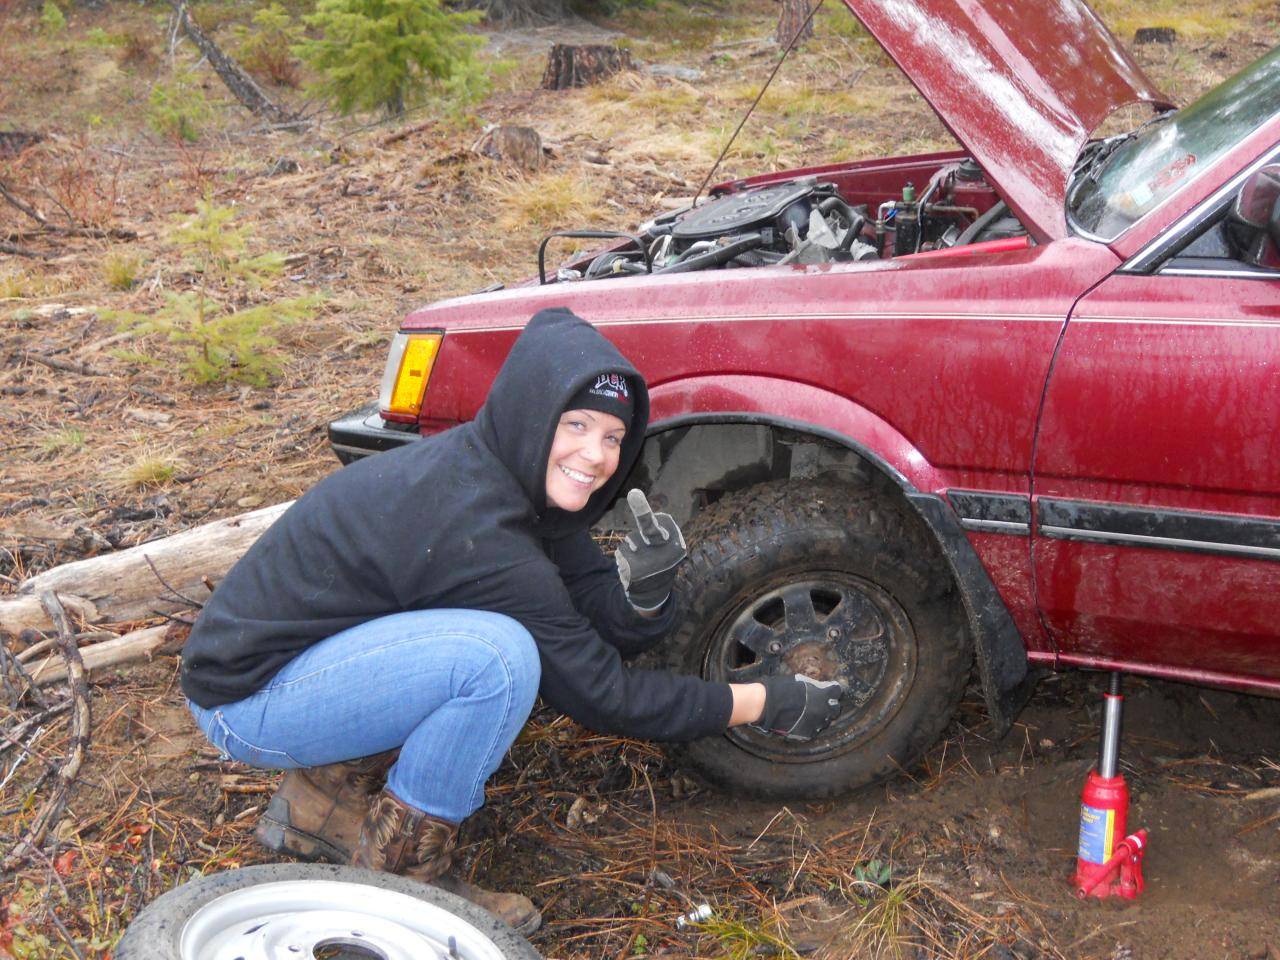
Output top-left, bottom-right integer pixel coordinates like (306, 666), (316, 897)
(170, 0), (297, 125)
(0, 595), (99, 638)
(24, 624), (186, 685)
(2, 501), (292, 631)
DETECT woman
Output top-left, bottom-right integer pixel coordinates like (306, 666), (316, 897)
(181, 307), (843, 934)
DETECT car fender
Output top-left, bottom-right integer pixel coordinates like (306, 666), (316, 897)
(649, 374), (1034, 736)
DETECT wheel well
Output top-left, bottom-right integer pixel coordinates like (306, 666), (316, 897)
(608, 420), (919, 535)
(603, 419), (1033, 738)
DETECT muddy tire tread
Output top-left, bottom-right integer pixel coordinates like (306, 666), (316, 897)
(666, 479), (972, 800)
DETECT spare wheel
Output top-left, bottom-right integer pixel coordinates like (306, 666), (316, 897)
(115, 862), (542, 960)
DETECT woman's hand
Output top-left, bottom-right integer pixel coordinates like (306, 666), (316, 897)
(615, 490), (687, 611)
(749, 674), (845, 741)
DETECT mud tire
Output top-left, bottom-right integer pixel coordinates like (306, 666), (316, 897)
(115, 862), (541, 960)
(664, 480), (971, 799)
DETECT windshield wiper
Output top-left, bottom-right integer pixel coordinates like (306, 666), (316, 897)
(1073, 109), (1176, 184)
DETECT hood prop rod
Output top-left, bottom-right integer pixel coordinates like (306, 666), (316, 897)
(691, 0), (828, 207)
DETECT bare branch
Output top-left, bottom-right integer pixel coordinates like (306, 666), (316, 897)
(0, 240), (53, 260)
(1, 592), (91, 871)
(144, 553), (206, 610)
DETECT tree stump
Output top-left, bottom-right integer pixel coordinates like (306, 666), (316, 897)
(541, 44), (634, 90)
(776, 0), (814, 48)
(473, 125), (545, 172)
(1133, 26), (1177, 44)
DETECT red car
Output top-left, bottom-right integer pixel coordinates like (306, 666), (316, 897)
(330, 0), (1280, 798)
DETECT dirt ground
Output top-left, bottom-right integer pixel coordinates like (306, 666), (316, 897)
(2, 0), (1280, 956)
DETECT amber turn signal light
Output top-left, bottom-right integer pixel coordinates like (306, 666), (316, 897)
(378, 332), (442, 420)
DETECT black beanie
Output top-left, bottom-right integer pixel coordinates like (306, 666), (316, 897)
(566, 372), (633, 425)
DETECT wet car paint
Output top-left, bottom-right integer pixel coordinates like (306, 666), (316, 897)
(344, 14), (1280, 698)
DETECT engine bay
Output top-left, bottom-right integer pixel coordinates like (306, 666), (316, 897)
(540, 157), (1027, 284)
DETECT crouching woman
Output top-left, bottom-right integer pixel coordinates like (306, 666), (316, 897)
(179, 307), (843, 934)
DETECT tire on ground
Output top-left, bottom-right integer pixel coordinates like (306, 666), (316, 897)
(663, 479), (971, 800)
(115, 862), (542, 960)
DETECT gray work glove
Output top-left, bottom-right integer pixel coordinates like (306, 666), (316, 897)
(753, 674), (846, 741)
(615, 489), (687, 611)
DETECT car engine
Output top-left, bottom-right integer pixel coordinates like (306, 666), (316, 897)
(539, 159), (1026, 284)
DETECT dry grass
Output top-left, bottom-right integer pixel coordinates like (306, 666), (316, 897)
(101, 251), (141, 291)
(608, 0), (763, 53)
(586, 73), (707, 118)
(1093, 0), (1275, 39)
(37, 425), (87, 458)
(117, 451), (182, 489)
(491, 170), (610, 234)
(0, 269), (66, 301)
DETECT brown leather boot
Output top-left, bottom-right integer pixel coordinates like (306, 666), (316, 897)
(254, 751), (397, 863)
(352, 789), (542, 935)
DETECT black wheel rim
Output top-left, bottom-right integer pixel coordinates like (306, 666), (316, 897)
(705, 571), (917, 763)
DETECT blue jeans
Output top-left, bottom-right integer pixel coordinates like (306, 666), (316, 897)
(188, 609), (540, 823)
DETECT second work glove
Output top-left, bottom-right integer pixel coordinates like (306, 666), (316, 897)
(615, 489), (687, 611)
(753, 674), (846, 741)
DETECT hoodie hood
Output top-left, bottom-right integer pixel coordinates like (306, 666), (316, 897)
(475, 307), (649, 538)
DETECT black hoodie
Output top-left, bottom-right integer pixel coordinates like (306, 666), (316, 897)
(180, 308), (734, 741)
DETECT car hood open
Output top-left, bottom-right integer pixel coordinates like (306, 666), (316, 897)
(842, 0), (1174, 241)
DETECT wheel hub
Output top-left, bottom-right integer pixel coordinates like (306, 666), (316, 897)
(707, 572), (917, 762)
(781, 639), (842, 681)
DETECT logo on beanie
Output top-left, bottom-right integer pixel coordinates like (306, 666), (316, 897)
(589, 373), (630, 403)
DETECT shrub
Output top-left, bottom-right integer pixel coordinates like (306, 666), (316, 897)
(296, 0), (484, 116)
(40, 0), (65, 34)
(109, 197), (321, 387)
(148, 72), (214, 142)
(235, 4), (304, 88)
(117, 28), (157, 68)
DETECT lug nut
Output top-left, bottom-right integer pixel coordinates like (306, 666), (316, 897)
(768, 641), (783, 654)
(827, 628), (841, 640)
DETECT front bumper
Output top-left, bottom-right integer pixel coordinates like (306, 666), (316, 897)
(328, 403), (420, 464)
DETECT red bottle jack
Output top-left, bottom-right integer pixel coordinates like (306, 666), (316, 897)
(1073, 673), (1145, 899)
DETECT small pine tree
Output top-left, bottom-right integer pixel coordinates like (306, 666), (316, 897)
(235, 4), (305, 88)
(39, 0), (66, 34)
(295, 0), (484, 116)
(147, 71), (214, 143)
(111, 197), (321, 387)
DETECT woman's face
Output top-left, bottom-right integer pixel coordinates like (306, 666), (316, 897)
(545, 408), (627, 512)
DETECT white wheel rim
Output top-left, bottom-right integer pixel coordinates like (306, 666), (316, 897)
(179, 880), (510, 960)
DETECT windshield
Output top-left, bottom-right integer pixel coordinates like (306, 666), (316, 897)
(1067, 44), (1280, 241)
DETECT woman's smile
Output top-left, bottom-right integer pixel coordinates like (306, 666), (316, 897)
(545, 409), (627, 511)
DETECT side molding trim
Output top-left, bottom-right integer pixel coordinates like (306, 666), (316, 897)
(1038, 498), (1280, 562)
(948, 490), (1031, 535)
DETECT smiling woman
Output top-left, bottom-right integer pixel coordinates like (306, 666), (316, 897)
(176, 306), (843, 936)
(545, 407), (627, 512)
